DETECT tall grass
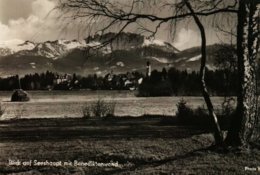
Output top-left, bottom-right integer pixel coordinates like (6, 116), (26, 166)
(82, 99), (116, 118)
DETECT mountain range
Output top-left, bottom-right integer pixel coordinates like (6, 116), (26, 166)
(0, 32), (218, 77)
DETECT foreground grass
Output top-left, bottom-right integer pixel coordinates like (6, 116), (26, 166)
(0, 117), (259, 175)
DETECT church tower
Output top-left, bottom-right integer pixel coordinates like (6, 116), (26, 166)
(146, 61), (151, 77)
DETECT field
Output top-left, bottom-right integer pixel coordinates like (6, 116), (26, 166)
(0, 90), (228, 119)
(0, 117), (259, 175)
(0, 91), (258, 174)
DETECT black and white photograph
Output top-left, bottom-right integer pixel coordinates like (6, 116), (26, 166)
(0, 0), (259, 174)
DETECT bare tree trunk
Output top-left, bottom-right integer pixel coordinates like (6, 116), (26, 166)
(225, 0), (260, 146)
(185, 1), (223, 144)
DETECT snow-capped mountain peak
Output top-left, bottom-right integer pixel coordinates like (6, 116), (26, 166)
(143, 38), (166, 47)
(0, 39), (35, 55)
(0, 39), (90, 59)
(0, 33), (223, 77)
(25, 39), (88, 60)
(143, 38), (180, 53)
(53, 39), (87, 50)
(16, 41), (35, 52)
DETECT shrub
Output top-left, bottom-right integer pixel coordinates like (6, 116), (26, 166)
(176, 99), (209, 125)
(221, 97), (235, 116)
(176, 100), (211, 128)
(82, 99), (116, 118)
(217, 97), (236, 129)
(176, 98), (234, 130)
(14, 105), (25, 119)
(82, 105), (91, 118)
(175, 98), (199, 123)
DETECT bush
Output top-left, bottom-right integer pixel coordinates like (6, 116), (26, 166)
(82, 99), (116, 118)
(217, 97), (235, 129)
(176, 99), (211, 127)
(221, 97), (235, 116)
(176, 98), (234, 130)
(13, 105), (25, 119)
(176, 98), (194, 124)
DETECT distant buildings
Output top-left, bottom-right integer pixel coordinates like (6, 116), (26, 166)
(53, 74), (72, 85)
(104, 71), (144, 90)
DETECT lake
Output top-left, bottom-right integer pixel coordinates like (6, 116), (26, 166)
(0, 90), (230, 120)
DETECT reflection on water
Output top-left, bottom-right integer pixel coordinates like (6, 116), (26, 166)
(0, 90), (227, 120)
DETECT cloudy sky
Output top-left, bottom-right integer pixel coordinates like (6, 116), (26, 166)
(0, 0), (233, 50)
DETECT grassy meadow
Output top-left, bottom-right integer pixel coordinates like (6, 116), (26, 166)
(0, 117), (259, 175)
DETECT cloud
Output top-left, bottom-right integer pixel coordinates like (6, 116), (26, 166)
(32, 0), (55, 18)
(173, 28), (201, 50)
(0, 0), (57, 42)
(0, 0), (223, 48)
(0, 23), (9, 40)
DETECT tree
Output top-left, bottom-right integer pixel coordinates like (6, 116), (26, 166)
(225, 0), (260, 147)
(214, 44), (237, 73)
(213, 44), (237, 112)
(57, 0), (260, 147)
(184, 0), (223, 143)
